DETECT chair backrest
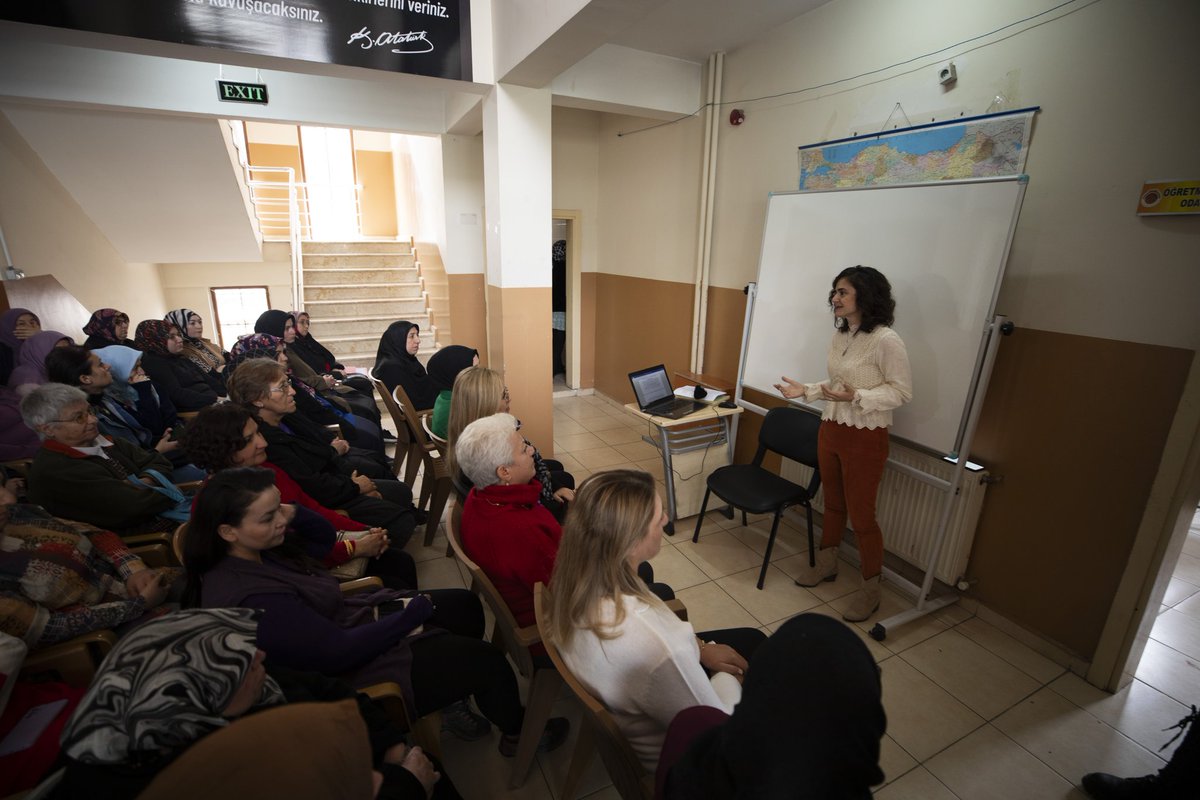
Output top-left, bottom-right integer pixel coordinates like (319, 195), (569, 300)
(758, 406), (822, 493)
(369, 375), (414, 477)
(392, 382), (436, 455)
(533, 584), (653, 800)
(445, 499), (538, 677)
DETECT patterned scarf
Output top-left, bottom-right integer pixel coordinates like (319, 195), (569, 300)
(228, 333), (319, 401)
(59, 608), (284, 765)
(164, 309), (222, 373)
(133, 320), (175, 357)
(82, 309), (128, 344)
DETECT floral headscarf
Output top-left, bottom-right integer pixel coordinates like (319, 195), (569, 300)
(82, 309), (129, 344)
(134, 320), (177, 357)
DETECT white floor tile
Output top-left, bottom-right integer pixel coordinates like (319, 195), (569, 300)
(925, 724), (1085, 800)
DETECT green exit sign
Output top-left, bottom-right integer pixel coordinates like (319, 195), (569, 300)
(216, 80), (268, 104)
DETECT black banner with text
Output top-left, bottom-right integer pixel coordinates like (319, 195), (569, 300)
(2, 0), (472, 81)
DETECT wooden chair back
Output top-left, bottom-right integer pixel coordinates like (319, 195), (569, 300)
(533, 584), (654, 800)
(19, 630), (117, 688)
(392, 383), (451, 546)
(369, 374), (416, 479)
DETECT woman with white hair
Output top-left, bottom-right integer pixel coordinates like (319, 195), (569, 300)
(20, 383), (179, 535)
(457, 414), (671, 656)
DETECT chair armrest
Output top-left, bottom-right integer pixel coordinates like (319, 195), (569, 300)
(1, 458), (32, 478)
(20, 630), (118, 687)
(174, 480), (203, 493)
(129, 543), (171, 568)
(121, 532), (173, 549)
(339, 577), (384, 596)
(511, 624), (541, 649)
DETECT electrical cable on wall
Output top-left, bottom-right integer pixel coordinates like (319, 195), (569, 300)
(616, 0), (1097, 138)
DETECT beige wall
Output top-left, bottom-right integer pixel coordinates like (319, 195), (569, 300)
(354, 148), (399, 238)
(0, 109), (166, 323)
(551, 107), (601, 276)
(158, 242), (293, 344)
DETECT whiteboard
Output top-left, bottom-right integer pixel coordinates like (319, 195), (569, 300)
(739, 178), (1026, 455)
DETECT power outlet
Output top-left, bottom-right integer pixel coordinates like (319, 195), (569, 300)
(938, 62), (957, 86)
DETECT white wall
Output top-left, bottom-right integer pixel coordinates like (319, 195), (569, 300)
(596, 112), (704, 283)
(0, 110), (167, 322)
(708, 0), (1200, 350)
(157, 243), (294, 329)
(441, 134), (486, 276)
(551, 107), (600, 275)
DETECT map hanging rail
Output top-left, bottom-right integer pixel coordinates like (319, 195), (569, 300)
(796, 106), (1040, 191)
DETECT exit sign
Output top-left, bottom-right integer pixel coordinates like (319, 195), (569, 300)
(216, 80), (268, 105)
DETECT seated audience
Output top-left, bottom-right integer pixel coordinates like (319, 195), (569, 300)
(45, 345), (203, 483)
(229, 332), (387, 457)
(545, 469), (765, 771)
(227, 358), (417, 546)
(81, 308), (134, 350)
(182, 403), (417, 589)
(458, 414), (669, 651)
(448, 366), (574, 520)
(0, 480), (176, 647)
(185, 470), (568, 757)
(20, 383), (181, 535)
(373, 320), (438, 410)
(255, 310), (381, 426)
(656, 613), (887, 800)
(0, 308), (39, 385)
(135, 320), (224, 410)
(426, 344), (479, 439)
(7, 330), (71, 393)
(165, 308), (228, 376)
(0, 385), (39, 460)
(290, 309), (374, 396)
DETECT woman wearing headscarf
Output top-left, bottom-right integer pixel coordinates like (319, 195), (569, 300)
(426, 344), (479, 440)
(0, 385), (39, 460)
(134, 320), (224, 411)
(255, 310), (382, 427)
(81, 308), (134, 350)
(290, 309), (374, 396)
(45, 344), (204, 483)
(229, 333), (388, 461)
(6, 330), (72, 394)
(657, 613), (887, 800)
(0, 307), (39, 385)
(164, 308), (227, 377)
(373, 320), (438, 410)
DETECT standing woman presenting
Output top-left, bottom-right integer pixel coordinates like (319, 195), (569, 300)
(775, 266), (911, 622)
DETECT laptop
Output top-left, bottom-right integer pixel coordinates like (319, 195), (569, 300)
(628, 364), (706, 419)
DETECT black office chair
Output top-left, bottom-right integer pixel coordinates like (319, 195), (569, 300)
(692, 406), (822, 589)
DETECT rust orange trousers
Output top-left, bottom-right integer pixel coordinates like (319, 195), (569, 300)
(817, 420), (889, 579)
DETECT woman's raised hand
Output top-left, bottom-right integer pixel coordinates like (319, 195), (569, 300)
(774, 376), (804, 399)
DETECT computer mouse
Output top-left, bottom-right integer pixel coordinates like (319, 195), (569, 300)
(718, 400), (737, 409)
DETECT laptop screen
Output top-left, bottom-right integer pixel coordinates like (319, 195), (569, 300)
(629, 365), (674, 409)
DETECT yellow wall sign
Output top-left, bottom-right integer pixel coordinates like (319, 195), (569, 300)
(1137, 180), (1200, 215)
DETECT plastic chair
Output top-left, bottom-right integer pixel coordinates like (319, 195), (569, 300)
(533, 583), (653, 800)
(445, 498), (567, 788)
(19, 630), (118, 687)
(692, 406), (822, 589)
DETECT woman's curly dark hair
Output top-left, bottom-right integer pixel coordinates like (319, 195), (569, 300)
(181, 404), (255, 473)
(829, 265), (895, 333)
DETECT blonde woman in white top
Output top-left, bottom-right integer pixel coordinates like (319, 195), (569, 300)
(775, 266), (912, 622)
(546, 469), (765, 771)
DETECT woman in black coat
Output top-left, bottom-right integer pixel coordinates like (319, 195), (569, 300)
(373, 320), (438, 410)
(134, 320), (224, 411)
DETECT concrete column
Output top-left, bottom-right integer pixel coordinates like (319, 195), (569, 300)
(482, 83), (555, 456)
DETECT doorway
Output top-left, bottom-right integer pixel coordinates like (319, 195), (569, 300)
(552, 212), (582, 393)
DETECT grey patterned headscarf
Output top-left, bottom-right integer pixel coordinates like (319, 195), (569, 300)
(59, 608), (284, 765)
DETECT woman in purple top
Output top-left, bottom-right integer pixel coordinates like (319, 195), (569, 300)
(183, 467), (568, 757)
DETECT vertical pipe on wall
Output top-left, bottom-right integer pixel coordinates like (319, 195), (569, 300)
(690, 52), (723, 373)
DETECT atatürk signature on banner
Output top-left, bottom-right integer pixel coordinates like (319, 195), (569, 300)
(347, 27), (433, 54)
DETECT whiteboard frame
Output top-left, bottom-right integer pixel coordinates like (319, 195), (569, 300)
(734, 175), (1028, 457)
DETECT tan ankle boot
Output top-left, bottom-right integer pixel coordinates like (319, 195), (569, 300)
(842, 576), (881, 622)
(793, 547), (839, 587)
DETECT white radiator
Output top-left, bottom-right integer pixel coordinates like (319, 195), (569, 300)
(779, 443), (988, 585)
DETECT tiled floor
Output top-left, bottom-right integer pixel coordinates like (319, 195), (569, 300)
(396, 393), (1200, 799)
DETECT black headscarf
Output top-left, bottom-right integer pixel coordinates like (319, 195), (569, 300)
(254, 310), (295, 340)
(662, 613), (886, 800)
(288, 310), (341, 373)
(373, 320), (438, 409)
(426, 344), (478, 392)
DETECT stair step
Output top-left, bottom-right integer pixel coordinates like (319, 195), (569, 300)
(305, 298), (425, 318)
(304, 284), (423, 301)
(302, 241), (412, 255)
(304, 268), (419, 285)
(303, 254), (416, 268)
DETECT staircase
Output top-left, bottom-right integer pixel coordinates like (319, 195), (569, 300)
(300, 240), (436, 371)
